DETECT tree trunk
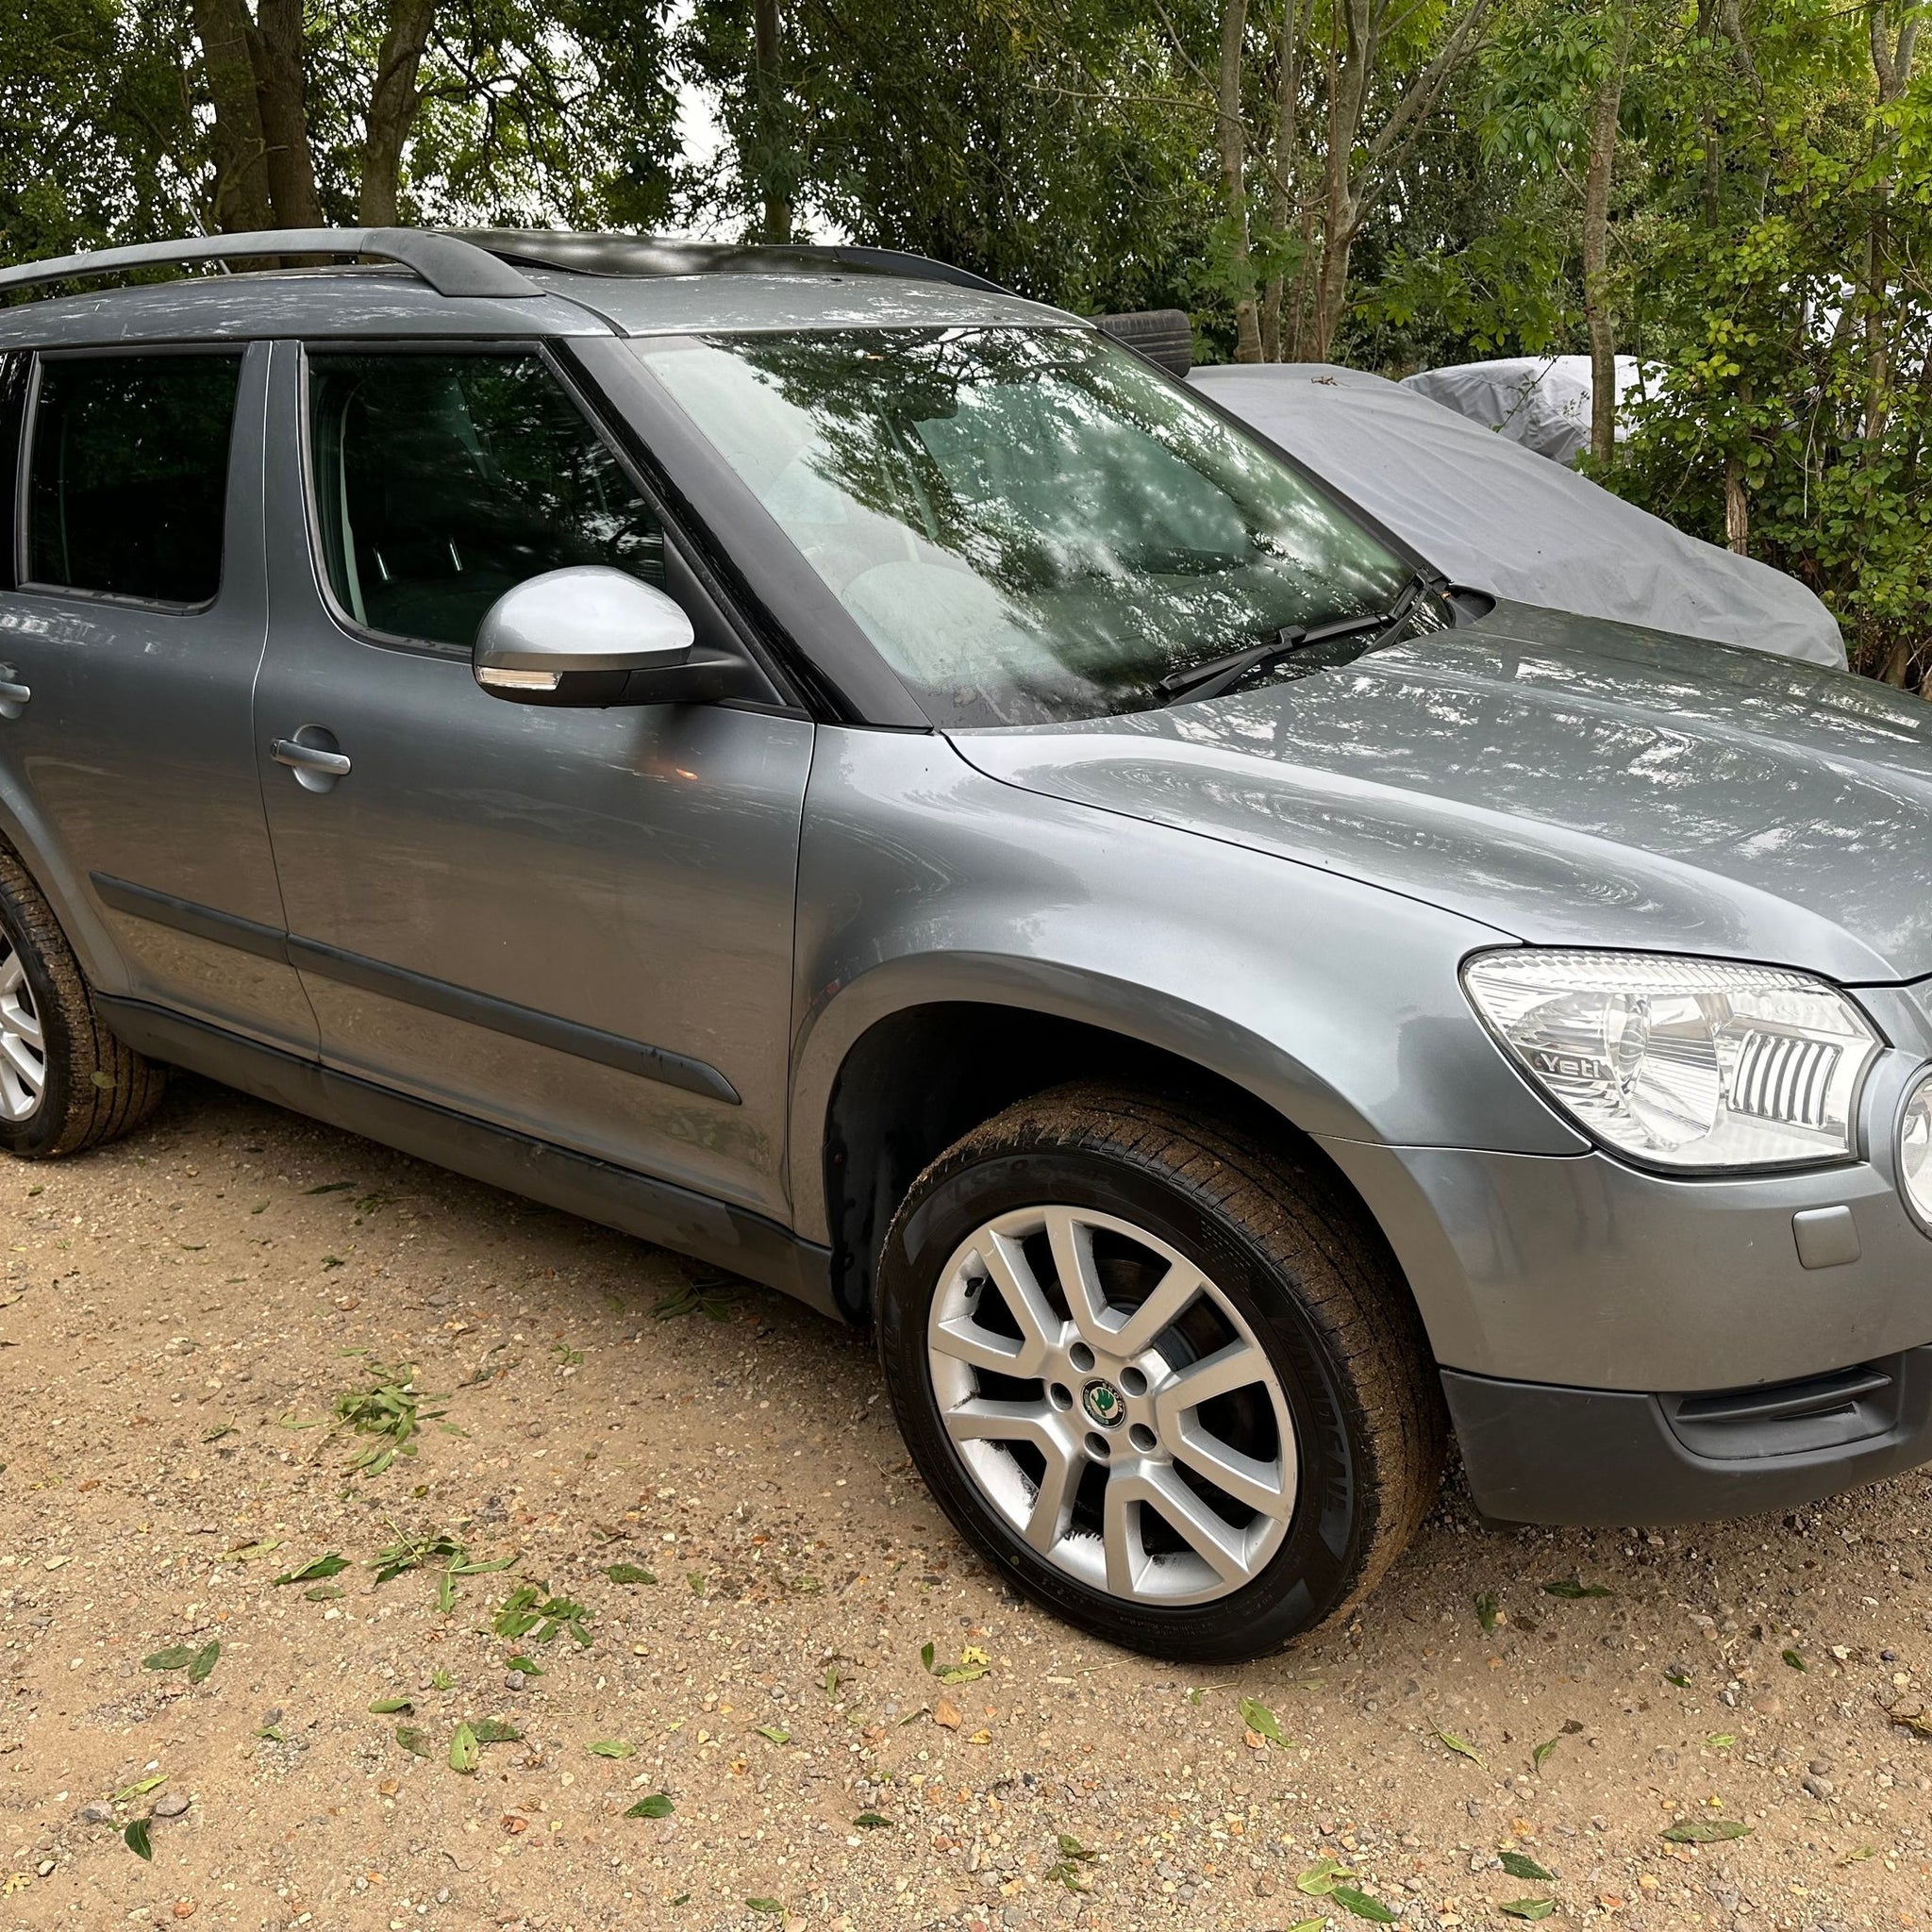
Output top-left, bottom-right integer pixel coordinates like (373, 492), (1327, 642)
(358, 0), (438, 226)
(1862, 5), (1922, 444)
(253, 0), (323, 228)
(1260, 0), (1304, 361)
(1217, 0), (1264, 361)
(1307, 0), (1373, 361)
(1724, 453), (1748, 553)
(1582, 2), (1630, 462)
(753, 0), (791, 242)
(192, 0), (275, 232)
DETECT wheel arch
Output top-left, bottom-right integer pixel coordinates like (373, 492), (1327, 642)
(795, 960), (1401, 1327)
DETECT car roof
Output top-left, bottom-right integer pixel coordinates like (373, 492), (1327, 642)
(0, 229), (1081, 351)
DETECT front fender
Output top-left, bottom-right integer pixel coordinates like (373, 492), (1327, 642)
(788, 728), (1584, 1246)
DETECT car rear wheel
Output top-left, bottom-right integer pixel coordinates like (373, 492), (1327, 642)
(0, 848), (166, 1158)
(876, 1083), (1443, 1662)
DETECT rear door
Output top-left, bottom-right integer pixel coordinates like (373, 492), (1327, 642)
(251, 339), (811, 1220)
(0, 341), (316, 1054)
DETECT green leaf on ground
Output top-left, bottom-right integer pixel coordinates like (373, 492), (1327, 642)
(1042, 1835), (1095, 1891)
(1238, 1695), (1290, 1746)
(449, 1722), (479, 1774)
(588, 1740), (636, 1758)
(491, 1582), (591, 1646)
(755, 1725), (791, 1744)
(369, 1697), (413, 1715)
(332, 1357), (445, 1476)
(1662, 1818), (1753, 1843)
(395, 1725), (431, 1757)
(625, 1792), (675, 1819)
(1530, 1737), (1560, 1772)
(1331, 1884), (1399, 1923)
(303, 1584), (343, 1602)
(1436, 1729), (1485, 1767)
(1707, 1733), (1736, 1750)
(1475, 1591), (1502, 1633)
(142, 1646), (196, 1672)
(1296, 1857), (1353, 1896)
(1783, 1649), (1807, 1671)
(1541, 1579), (1612, 1598)
(472, 1719), (522, 1744)
(506, 1656), (542, 1676)
(606, 1564), (657, 1585)
(1499, 1899), (1557, 1921)
(112, 1774), (166, 1803)
(744, 1902), (783, 1919)
(123, 1819), (152, 1861)
(1499, 1852), (1553, 1881)
(852, 1811), (892, 1827)
(651, 1278), (745, 1322)
(187, 1640), (220, 1684)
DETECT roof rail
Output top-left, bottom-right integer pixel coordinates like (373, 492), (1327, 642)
(0, 228), (542, 303)
(458, 228), (1015, 298)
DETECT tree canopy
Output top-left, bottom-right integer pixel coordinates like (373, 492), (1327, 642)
(1, 0), (1927, 675)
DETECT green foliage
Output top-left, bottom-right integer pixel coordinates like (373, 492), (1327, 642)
(4, 0), (1927, 674)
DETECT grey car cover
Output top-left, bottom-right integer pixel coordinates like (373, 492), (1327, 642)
(1400, 354), (1647, 467)
(1189, 362), (1845, 669)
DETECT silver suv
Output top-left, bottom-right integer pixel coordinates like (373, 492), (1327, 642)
(4, 227), (1932, 1664)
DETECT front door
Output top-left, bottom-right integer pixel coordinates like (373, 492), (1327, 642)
(252, 340), (811, 1221)
(0, 341), (316, 1054)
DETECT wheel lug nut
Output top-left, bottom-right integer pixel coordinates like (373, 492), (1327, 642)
(1128, 1423), (1158, 1454)
(1084, 1431), (1111, 1460)
(1048, 1382), (1073, 1411)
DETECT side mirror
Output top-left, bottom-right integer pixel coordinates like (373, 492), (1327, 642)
(472, 566), (754, 707)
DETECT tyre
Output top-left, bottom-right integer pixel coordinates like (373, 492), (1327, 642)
(876, 1083), (1443, 1662)
(0, 847), (165, 1158)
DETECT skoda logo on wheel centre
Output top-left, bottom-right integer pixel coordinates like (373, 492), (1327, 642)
(1081, 1378), (1125, 1428)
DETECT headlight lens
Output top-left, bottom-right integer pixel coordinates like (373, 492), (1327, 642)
(1900, 1071), (1932, 1226)
(1463, 949), (1879, 1169)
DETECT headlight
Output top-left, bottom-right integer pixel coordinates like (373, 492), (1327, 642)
(1900, 1070), (1932, 1226)
(1462, 949), (1880, 1169)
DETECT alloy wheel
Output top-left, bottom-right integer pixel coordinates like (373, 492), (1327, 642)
(925, 1205), (1296, 1606)
(0, 936), (45, 1123)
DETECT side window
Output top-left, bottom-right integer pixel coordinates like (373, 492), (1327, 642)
(25, 352), (242, 605)
(307, 351), (664, 649)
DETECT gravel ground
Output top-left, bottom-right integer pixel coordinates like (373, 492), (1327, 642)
(4, 1075), (1932, 1932)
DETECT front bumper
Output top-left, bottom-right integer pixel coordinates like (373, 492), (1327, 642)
(1444, 1348), (1932, 1524)
(1319, 1128), (1932, 1391)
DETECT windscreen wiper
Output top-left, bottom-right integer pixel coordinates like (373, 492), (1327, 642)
(1157, 571), (1434, 708)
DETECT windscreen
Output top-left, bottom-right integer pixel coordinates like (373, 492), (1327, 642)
(636, 326), (1414, 726)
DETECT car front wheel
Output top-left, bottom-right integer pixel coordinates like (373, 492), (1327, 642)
(876, 1083), (1442, 1662)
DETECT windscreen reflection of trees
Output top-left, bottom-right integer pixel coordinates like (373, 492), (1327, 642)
(671, 329), (1407, 726)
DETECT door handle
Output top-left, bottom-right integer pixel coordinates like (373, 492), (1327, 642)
(0, 667), (27, 719)
(273, 738), (352, 778)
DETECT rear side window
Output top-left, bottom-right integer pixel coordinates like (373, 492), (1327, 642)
(25, 353), (242, 605)
(307, 351), (663, 649)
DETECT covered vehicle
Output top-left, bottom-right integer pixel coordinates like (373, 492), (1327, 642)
(1400, 352), (1644, 465)
(1190, 360), (1844, 669)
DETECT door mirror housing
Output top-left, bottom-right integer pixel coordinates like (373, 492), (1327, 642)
(472, 566), (756, 707)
